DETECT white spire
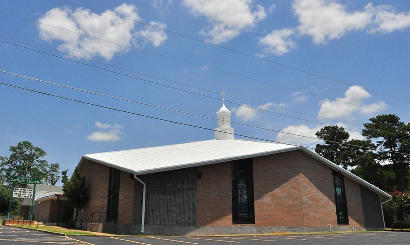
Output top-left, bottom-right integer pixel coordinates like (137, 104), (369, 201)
(215, 91), (234, 140)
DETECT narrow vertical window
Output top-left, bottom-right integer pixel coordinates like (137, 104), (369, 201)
(232, 159), (255, 224)
(107, 168), (120, 222)
(333, 172), (349, 225)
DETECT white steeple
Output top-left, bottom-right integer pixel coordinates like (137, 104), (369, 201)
(215, 91), (234, 140)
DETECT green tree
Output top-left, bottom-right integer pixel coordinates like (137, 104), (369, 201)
(0, 185), (20, 215)
(61, 169), (69, 186)
(1, 141), (62, 185)
(45, 163), (61, 186)
(0, 157), (7, 185)
(363, 114), (410, 191)
(63, 167), (89, 224)
(348, 139), (386, 189)
(315, 125), (351, 169)
(1, 141), (47, 184)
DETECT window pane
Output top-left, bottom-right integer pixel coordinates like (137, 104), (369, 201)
(232, 159), (254, 224)
(334, 173), (348, 225)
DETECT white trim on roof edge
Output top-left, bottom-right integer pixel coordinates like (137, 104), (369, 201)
(298, 147), (391, 199)
(82, 146), (300, 176)
(80, 145), (391, 199)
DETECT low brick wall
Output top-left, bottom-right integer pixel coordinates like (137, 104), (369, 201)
(83, 223), (375, 235)
(3, 219), (42, 226)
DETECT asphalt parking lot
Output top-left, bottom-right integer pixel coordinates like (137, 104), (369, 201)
(1, 225), (410, 244)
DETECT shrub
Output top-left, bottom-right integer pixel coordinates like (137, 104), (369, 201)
(383, 191), (410, 228)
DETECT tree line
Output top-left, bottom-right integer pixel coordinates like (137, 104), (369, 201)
(0, 113), (408, 223)
(0, 141), (67, 214)
(315, 114), (409, 192)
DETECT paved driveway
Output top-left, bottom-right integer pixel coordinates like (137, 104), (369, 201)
(1, 225), (409, 244)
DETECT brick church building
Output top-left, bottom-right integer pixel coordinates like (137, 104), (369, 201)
(77, 101), (390, 235)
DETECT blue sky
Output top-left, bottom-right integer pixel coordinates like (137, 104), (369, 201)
(0, 0), (409, 177)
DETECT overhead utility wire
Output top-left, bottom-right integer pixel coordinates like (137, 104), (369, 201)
(0, 11), (387, 126)
(0, 10), (404, 110)
(26, 10), (407, 108)
(1, 39), (367, 131)
(0, 39), (332, 127)
(2, 80), (410, 157)
(60, 0), (409, 102)
(0, 10), (327, 112)
(0, 68), (324, 142)
(1, 37), (328, 122)
(1, 68), (404, 155)
(0, 80), (300, 147)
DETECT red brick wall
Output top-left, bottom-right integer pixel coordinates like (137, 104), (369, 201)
(37, 200), (51, 222)
(196, 150), (367, 228)
(83, 160), (110, 223)
(345, 177), (365, 227)
(82, 150), (371, 229)
(253, 150), (365, 228)
(117, 171), (135, 224)
(196, 162), (232, 226)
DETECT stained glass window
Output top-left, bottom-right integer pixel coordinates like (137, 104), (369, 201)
(232, 159), (255, 224)
(334, 172), (349, 225)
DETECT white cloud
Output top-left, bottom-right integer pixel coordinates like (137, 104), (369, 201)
(318, 85), (387, 119)
(277, 124), (321, 145)
(134, 21), (167, 47)
(292, 0), (410, 45)
(292, 91), (308, 103)
(258, 102), (287, 111)
(365, 4), (410, 33)
(293, 0), (372, 44)
(87, 130), (121, 141)
(182, 0), (266, 44)
(38, 4), (167, 60)
(234, 104), (258, 121)
(234, 102), (286, 121)
(152, 0), (173, 11)
(95, 121), (111, 129)
(87, 122), (122, 142)
(200, 65), (209, 70)
(336, 122), (365, 140)
(277, 123), (364, 145)
(268, 4), (276, 14)
(259, 28), (296, 55)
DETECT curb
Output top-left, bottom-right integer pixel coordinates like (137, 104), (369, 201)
(5, 224), (108, 237)
(5, 224), (66, 236)
(5, 224), (389, 238)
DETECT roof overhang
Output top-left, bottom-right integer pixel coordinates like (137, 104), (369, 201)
(81, 145), (301, 176)
(80, 143), (391, 199)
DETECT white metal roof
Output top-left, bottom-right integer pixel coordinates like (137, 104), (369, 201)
(81, 139), (391, 198)
(83, 140), (297, 174)
(22, 184), (63, 206)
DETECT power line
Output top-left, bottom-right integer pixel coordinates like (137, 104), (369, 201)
(1, 68), (405, 156)
(0, 8), (407, 105)
(1, 37), (330, 121)
(0, 8), (398, 124)
(0, 38), (339, 127)
(59, 0), (409, 102)
(0, 68), (322, 142)
(0, 38), (374, 134)
(0, 80), (300, 147)
(0, 9), (327, 108)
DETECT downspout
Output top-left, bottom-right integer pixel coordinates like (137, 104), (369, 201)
(380, 197), (392, 229)
(133, 174), (146, 234)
